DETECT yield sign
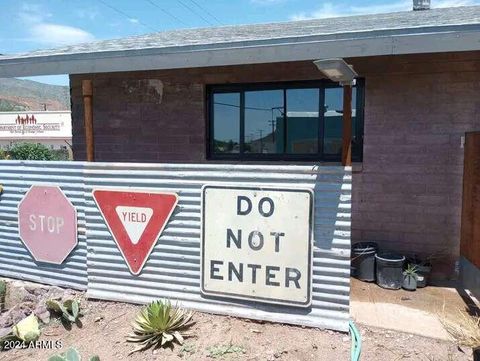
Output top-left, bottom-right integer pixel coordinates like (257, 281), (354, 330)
(93, 189), (178, 275)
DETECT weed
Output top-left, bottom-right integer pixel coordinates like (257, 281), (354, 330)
(207, 343), (246, 359)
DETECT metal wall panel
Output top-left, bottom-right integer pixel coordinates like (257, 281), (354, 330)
(84, 163), (351, 332)
(0, 161), (351, 331)
(0, 161), (87, 290)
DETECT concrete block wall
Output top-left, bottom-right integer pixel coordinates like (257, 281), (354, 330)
(352, 52), (480, 279)
(70, 51), (480, 279)
(70, 62), (322, 162)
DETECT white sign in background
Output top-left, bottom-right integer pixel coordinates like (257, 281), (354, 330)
(0, 111), (72, 139)
(201, 185), (313, 307)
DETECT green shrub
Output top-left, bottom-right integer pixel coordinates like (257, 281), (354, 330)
(9, 142), (56, 160)
(0, 149), (8, 160)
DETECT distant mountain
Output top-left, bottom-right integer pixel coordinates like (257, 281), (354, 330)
(0, 78), (70, 111)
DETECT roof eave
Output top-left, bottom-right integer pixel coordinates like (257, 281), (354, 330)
(0, 28), (479, 78)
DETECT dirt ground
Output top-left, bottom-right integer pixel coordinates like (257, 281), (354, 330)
(0, 297), (472, 361)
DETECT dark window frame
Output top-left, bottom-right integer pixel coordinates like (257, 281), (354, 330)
(206, 79), (364, 162)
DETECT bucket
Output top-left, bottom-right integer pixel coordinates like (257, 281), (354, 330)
(351, 242), (378, 281)
(375, 252), (405, 290)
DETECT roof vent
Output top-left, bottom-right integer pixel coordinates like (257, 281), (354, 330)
(413, 0), (430, 10)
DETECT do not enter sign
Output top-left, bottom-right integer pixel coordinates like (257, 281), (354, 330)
(201, 185), (313, 307)
(18, 185), (78, 264)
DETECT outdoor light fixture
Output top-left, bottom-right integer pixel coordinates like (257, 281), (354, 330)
(313, 58), (358, 85)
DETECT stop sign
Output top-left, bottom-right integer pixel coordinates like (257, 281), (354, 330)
(18, 185), (77, 264)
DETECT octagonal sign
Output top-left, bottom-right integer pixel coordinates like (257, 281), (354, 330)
(18, 185), (77, 264)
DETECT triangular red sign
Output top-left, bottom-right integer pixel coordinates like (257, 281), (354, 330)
(93, 189), (178, 275)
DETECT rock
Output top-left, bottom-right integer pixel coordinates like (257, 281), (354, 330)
(342, 336), (350, 342)
(45, 287), (64, 301)
(4, 283), (30, 310)
(61, 289), (77, 301)
(34, 304), (50, 324)
(24, 284), (48, 297)
(274, 350), (288, 358)
(22, 293), (37, 303)
(0, 302), (35, 328)
(0, 327), (11, 338)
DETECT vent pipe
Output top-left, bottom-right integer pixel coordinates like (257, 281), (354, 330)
(413, 0), (431, 10)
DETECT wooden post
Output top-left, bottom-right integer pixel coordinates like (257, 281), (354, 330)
(82, 79), (95, 162)
(342, 84), (352, 166)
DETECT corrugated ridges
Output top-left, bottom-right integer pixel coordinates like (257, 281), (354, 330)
(84, 162), (351, 332)
(0, 161), (87, 289)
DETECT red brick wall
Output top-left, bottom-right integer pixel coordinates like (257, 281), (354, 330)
(70, 51), (480, 279)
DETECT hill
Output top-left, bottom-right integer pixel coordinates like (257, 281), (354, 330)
(0, 78), (70, 111)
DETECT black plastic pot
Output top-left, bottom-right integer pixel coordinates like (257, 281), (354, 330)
(375, 252), (405, 290)
(402, 274), (417, 291)
(474, 347), (480, 361)
(414, 264), (432, 288)
(351, 242), (378, 282)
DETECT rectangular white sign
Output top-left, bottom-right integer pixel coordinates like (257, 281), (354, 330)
(201, 185), (313, 307)
(0, 111), (72, 140)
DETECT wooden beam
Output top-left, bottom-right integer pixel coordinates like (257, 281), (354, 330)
(82, 79), (95, 162)
(342, 84), (352, 166)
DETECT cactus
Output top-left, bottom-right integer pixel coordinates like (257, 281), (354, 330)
(0, 280), (6, 312)
(48, 347), (100, 361)
(12, 314), (40, 342)
(46, 299), (81, 324)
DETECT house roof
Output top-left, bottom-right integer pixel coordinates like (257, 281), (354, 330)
(1, 6), (480, 77)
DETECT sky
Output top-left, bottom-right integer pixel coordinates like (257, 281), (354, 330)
(1, 0), (478, 86)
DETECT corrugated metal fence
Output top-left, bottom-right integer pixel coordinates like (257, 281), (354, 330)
(0, 161), (87, 289)
(0, 161), (351, 332)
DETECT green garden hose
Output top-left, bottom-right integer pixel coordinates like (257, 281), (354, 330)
(349, 320), (362, 361)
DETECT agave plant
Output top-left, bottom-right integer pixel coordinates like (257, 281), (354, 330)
(127, 300), (194, 354)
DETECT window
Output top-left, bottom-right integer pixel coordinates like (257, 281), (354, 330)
(208, 80), (364, 162)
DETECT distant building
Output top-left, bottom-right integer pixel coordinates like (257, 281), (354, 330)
(0, 111), (72, 151)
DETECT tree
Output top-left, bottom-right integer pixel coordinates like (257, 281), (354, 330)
(9, 143), (56, 161)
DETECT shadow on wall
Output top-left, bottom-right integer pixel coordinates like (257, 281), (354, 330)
(350, 170), (459, 281)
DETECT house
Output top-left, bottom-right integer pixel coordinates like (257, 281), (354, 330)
(1, 1), (479, 281)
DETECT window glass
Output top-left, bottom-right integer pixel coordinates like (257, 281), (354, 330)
(244, 90), (284, 154)
(213, 93), (240, 154)
(323, 87), (357, 156)
(286, 89), (319, 154)
(209, 81), (364, 161)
